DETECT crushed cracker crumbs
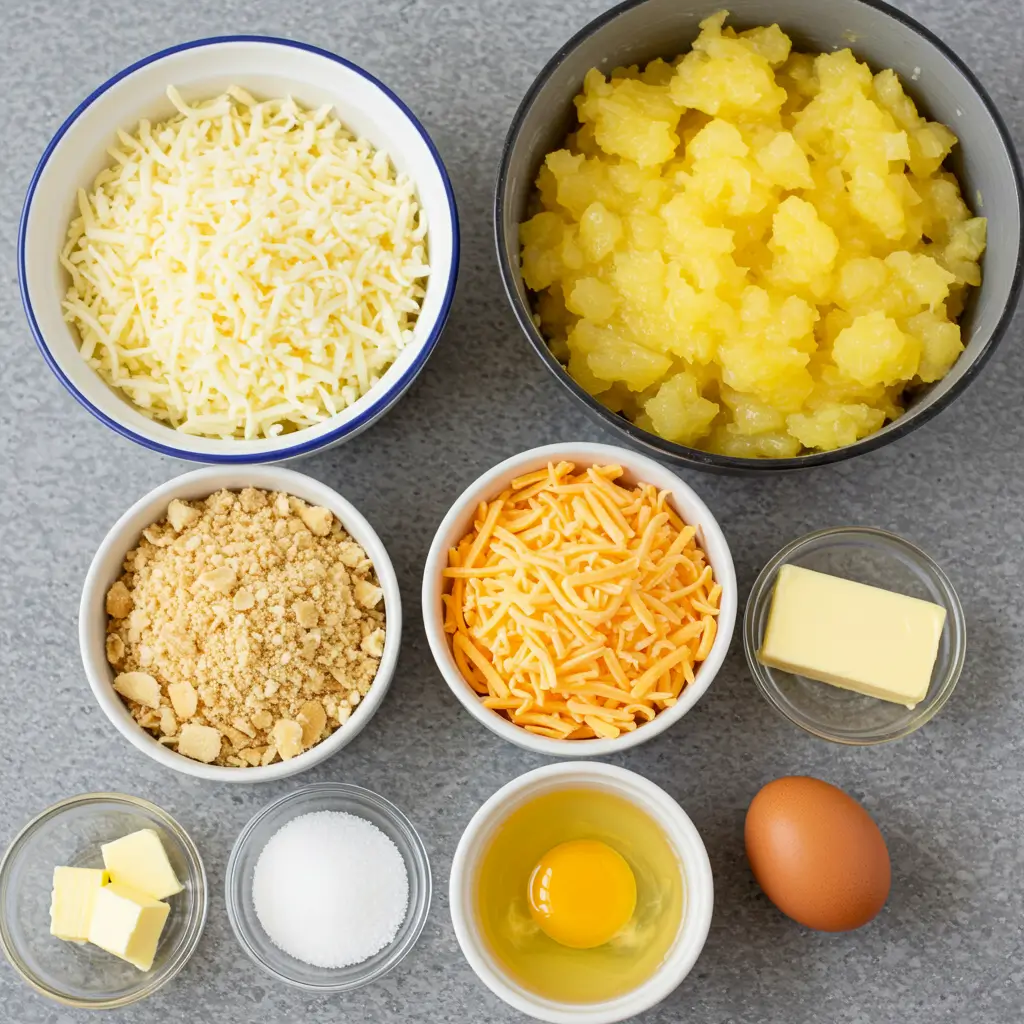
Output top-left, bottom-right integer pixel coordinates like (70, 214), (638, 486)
(105, 488), (386, 767)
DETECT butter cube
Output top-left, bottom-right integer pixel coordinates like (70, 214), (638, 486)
(758, 564), (946, 707)
(49, 866), (110, 942)
(86, 883), (170, 972)
(101, 829), (182, 900)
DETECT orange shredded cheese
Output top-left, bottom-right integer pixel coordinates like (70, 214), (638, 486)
(442, 462), (721, 739)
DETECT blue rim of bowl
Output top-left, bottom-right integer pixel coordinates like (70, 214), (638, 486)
(18, 35), (460, 464)
(494, 0), (1024, 472)
(224, 782), (432, 992)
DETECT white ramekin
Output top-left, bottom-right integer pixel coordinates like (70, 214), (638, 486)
(449, 762), (714, 1024)
(80, 466), (401, 782)
(421, 442), (737, 756)
(20, 36), (458, 464)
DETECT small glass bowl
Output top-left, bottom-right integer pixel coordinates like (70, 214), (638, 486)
(225, 782), (431, 992)
(744, 527), (966, 745)
(0, 793), (207, 1008)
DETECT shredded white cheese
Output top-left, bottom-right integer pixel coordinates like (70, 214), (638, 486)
(61, 86), (429, 439)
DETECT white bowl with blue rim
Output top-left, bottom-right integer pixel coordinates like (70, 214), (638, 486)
(19, 36), (459, 464)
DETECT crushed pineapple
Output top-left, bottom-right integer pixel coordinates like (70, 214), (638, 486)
(520, 10), (985, 455)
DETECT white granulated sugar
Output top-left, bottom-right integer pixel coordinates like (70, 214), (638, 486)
(252, 810), (409, 968)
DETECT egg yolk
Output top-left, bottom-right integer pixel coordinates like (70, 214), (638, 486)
(527, 839), (637, 949)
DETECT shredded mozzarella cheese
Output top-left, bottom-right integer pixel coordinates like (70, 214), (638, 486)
(61, 85), (429, 439)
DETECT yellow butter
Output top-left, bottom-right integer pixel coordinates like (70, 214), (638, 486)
(49, 866), (110, 942)
(86, 883), (170, 972)
(101, 829), (182, 901)
(758, 564), (946, 707)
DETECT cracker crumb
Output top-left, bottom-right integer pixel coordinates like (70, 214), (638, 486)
(361, 628), (386, 658)
(113, 671), (160, 708)
(297, 700), (327, 747)
(354, 579), (383, 609)
(106, 633), (125, 665)
(167, 499), (200, 532)
(178, 723), (222, 763)
(104, 488), (385, 767)
(297, 503), (333, 537)
(168, 681), (198, 720)
(272, 719), (304, 759)
(294, 600), (319, 628)
(106, 581), (133, 618)
(252, 709), (273, 731)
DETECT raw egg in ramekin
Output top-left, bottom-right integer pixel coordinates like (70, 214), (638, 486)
(449, 762), (713, 1024)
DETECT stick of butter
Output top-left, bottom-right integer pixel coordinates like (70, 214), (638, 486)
(101, 829), (182, 901)
(87, 883), (171, 972)
(49, 867), (110, 942)
(758, 564), (946, 708)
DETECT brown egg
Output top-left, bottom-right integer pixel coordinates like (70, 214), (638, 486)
(745, 776), (891, 931)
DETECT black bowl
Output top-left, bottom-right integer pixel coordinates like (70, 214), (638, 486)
(495, 0), (1023, 472)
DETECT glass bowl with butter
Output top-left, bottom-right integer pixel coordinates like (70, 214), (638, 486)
(744, 528), (966, 745)
(0, 793), (206, 1008)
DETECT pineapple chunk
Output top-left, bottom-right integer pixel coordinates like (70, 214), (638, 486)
(672, 12), (787, 119)
(906, 310), (964, 383)
(787, 403), (887, 450)
(644, 372), (720, 444)
(719, 386), (787, 436)
(577, 69), (683, 167)
(833, 312), (921, 386)
(706, 424), (803, 458)
(770, 196), (840, 287)
(613, 250), (665, 310)
(568, 277), (619, 323)
(568, 321), (671, 392)
(755, 131), (814, 190)
(578, 202), (624, 263)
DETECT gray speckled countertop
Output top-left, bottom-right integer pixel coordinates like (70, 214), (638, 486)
(1, 1), (1022, 1022)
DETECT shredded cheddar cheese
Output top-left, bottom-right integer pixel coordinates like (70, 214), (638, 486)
(61, 86), (429, 440)
(442, 462), (721, 740)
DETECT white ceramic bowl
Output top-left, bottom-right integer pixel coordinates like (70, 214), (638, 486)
(449, 762), (714, 1024)
(422, 442), (737, 756)
(20, 36), (459, 463)
(80, 466), (401, 782)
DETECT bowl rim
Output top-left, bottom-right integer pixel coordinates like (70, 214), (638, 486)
(78, 465), (402, 782)
(223, 781), (432, 992)
(0, 791), (208, 1010)
(448, 761), (714, 1024)
(493, 0), (1024, 472)
(421, 441), (737, 757)
(742, 525), (967, 744)
(18, 34), (460, 464)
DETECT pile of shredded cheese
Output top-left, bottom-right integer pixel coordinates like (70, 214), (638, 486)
(442, 462), (722, 740)
(61, 86), (429, 439)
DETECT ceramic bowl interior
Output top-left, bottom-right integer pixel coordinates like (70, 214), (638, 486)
(224, 782), (431, 992)
(496, 0), (1023, 472)
(744, 527), (966, 743)
(79, 465), (402, 782)
(20, 36), (458, 463)
(0, 793), (206, 1009)
(449, 762), (713, 1024)
(422, 442), (737, 757)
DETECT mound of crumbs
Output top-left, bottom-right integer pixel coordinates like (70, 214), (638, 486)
(62, 85), (429, 439)
(104, 488), (386, 767)
(442, 461), (721, 739)
(252, 810), (409, 968)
